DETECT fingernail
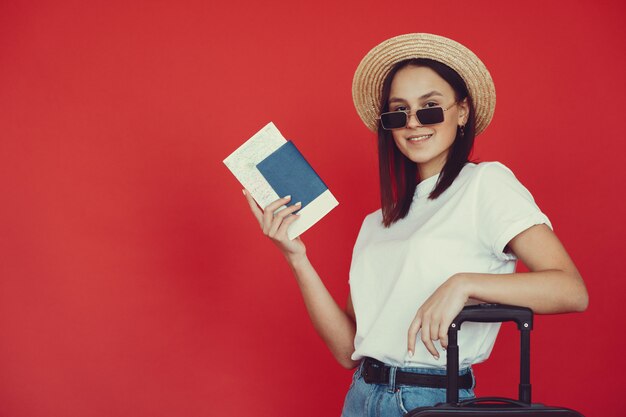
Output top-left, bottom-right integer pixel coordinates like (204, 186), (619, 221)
(283, 195), (291, 200)
(294, 201), (302, 206)
(408, 350), (413, 358)
(433, 354), (439, 360)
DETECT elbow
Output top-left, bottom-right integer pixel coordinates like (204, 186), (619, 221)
(567, 275), (589, 313)
(561, 270), (589, 313)
(573, 289), (589, 312)
(339, 359), (360, 370)
(337, 353), (359, 370)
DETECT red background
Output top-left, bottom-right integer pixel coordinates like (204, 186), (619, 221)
(1, 1), (624, 416)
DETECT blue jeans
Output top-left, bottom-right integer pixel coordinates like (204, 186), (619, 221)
(340, 360), (475, 417)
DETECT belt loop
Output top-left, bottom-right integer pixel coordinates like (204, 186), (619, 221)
(387, 366), (397, 393)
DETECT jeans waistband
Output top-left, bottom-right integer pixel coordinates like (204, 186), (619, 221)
(360, 357), (474, 390)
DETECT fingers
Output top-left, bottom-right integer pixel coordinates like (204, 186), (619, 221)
(408, 312), (442, 360)
(439, 321), (450, 350)
(421, 321), (439, 360)
(243, 189), (263, 225)
(266, 201), (301, 237)
(431, 313), (453, 351)
(262, 195), (291, 234)
(406, 276), (467, 360)
(242, 190), (304, 251)
(258, 195), (303, 241)
(407, 316), (421, 358)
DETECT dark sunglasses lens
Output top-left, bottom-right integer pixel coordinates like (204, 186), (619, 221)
(380, 112), (407, 129)
(416, 107), (444, 125)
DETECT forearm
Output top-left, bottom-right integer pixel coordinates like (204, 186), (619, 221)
(459, 269), (588, 314)
(287, 254), (359, 369)
(243, 192), (359, 368)
(407, 225), (588, 357)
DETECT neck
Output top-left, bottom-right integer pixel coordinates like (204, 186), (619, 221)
(418, 161), (444, 180)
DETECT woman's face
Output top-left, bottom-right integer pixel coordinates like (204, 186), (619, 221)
(388, 65), (469, 179)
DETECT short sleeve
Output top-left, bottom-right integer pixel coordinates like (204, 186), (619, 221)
(474, 163), (552, 261)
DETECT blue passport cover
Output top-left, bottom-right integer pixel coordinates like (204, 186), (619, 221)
(256, 141), (328, 210)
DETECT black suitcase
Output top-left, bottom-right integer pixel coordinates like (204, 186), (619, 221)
(405, 304), (584, 416)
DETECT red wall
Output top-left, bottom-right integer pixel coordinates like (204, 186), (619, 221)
(1, 1), (624, 416)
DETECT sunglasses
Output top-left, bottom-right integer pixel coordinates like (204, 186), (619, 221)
(379, 102), (457, 130)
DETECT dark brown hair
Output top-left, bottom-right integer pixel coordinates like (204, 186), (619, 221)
(378, 58), (476, 227)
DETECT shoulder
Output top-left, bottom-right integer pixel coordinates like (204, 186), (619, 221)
(474, 161), (517, 178)
(469, 161), (526, 190)
(444, 162), (519, 194)
(361, 209), (383, 229)
(352, 209), (383, 256)
(450, 161), (517, 182)
(464, 161), (543, 217)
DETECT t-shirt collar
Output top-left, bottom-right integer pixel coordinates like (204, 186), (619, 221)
(414, 172), (440, 200)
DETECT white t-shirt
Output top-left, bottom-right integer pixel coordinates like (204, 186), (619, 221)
(349, 162), (551, 368)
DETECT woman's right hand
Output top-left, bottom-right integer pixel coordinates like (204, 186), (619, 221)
(243, 189), (306, 262)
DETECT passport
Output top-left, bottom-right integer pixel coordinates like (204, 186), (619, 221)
(223, 122), (338, 239)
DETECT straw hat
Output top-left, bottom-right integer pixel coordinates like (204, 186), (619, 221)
(352, 33), (496, 135)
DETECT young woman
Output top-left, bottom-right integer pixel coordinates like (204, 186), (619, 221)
(243, 33), (588, 416)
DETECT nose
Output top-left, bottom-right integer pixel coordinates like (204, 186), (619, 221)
(406, 112), (422, 128)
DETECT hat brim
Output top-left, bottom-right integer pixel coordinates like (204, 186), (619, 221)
(352, 33), (496, 136)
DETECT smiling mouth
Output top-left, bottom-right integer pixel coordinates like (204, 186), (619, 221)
(407, 134), (432, 142)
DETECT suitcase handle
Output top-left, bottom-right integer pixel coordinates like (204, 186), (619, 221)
(457, 396), (528, 408)
(446, 304), (533, 405)
(452, 303), (533, 330)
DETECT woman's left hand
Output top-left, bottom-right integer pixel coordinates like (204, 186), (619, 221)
(407, 274), (470, 359)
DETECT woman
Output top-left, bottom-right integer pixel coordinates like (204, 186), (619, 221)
(243, 33), (588, 416)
